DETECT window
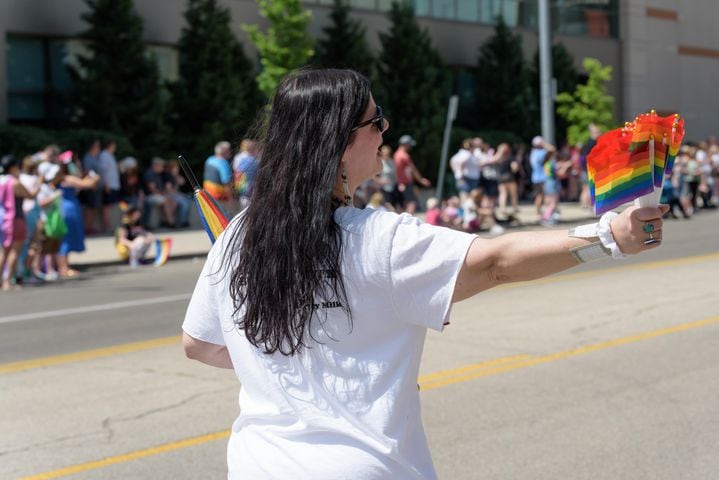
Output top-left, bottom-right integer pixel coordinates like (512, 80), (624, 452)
(6, 36), (78, 123)
(457, 0), (480, 22)
(432, 0), (456, 20)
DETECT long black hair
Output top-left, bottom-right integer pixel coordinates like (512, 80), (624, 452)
(225, 69), (371, 355)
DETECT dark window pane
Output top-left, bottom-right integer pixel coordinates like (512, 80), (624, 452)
(8, 93), (45, 119)
(6, 37), (46, 90)
(49, 40), (74, 91)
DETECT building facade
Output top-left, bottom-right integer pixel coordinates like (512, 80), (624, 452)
(0, 0), (716, 141)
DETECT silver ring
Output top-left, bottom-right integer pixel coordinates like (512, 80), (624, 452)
(644, 231), (660, 245)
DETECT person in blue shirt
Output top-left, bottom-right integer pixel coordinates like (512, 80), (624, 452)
(203, 141), (233, 205)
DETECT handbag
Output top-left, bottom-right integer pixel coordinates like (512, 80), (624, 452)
(44, 198), (68, 239)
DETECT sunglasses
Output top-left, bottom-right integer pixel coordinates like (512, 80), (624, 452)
(351, 105), (388, 134)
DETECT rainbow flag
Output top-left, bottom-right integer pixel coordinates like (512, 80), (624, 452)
(587, 111), (685, 215)
(153, 238), (172, 267)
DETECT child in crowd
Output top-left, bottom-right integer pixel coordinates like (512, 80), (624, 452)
(115, 206), (156, 267)
(425, 197), (441, 226)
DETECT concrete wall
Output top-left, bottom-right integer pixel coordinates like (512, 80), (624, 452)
(1, 0), (622, 132)
(621, 0), (719, 141)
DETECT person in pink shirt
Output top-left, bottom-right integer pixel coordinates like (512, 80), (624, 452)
(0, 155), (40, 290)
(393, 135), (430, 214)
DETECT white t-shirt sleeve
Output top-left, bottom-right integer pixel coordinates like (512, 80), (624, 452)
(183, 249), (226, 346)
(389, 216), (476, 331)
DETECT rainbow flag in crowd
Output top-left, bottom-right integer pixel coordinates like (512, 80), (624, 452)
(587, 111), (685, 215)
(153, 238), (173, 267)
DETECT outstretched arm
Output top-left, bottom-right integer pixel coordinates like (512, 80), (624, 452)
(452, 205), (669, 302)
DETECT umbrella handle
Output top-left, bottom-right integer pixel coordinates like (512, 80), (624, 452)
(177, 155), (201, 191)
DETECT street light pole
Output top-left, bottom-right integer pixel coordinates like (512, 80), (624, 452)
(538, 0), (555, 145)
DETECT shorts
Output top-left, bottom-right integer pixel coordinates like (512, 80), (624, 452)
(480, 178), (499, 198)
(399, 184), (419, 206)
(103, 189), (120, 205)
(42, 237), (61, 255)
(457, 177), (480, 194)
(543, 178), (560, 195)
(532, 182), (545, 197)
(382, 186), (402, 208)
(2, 218), (29, 248)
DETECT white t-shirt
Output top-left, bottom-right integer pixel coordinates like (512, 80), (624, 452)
(183, 207), (476, 479)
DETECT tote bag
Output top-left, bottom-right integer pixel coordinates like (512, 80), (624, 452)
(44, 198), (68, 239)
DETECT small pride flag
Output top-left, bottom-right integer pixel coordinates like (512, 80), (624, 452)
(153, 238), (173, 267)
(587, 111), (685, 215)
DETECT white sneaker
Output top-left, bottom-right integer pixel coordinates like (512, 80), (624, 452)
(489, 224), (505, 235)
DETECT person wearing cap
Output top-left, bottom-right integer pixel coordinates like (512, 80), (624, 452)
(0, 155), (41, 290)
(393, 134), (431, 214)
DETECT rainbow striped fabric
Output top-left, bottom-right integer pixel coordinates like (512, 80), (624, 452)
(195, 189), (230, 243)
(587, 111), (685, 215)
(153, 238), (173, 267)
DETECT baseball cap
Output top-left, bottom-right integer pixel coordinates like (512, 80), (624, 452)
(531, 136), (544, 147)
(399, 135), (416, 146)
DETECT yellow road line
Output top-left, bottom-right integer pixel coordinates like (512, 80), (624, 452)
(418, 354), (531, 383)
(3, 251), (716, 376)
(19, 430), (230, 480)
(419, 315), (719, 391)
(21, 315), (719, 479)
(0, 336), (181, 374)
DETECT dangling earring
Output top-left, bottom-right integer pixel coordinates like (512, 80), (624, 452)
(341, 165), (353, 207)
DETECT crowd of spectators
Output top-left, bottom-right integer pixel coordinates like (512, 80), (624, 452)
(2, 127), (716, 291)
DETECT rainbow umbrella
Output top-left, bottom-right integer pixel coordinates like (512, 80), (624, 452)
(178, 155), (230, 243)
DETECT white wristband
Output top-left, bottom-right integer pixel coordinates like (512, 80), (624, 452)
(597, 211), (625, 259)
(567, 211), (625, 262)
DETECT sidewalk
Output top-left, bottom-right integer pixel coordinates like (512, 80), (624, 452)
(73, 202), (597, 267)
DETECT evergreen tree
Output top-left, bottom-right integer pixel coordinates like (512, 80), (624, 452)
(377, 1), (449, 180)
(313, 0), (374, 79)
(70, 0), (165, 157)
(530, 42), (579, 143)
(475, 17), (533, 140)
(556, 57), (615, 146)
(244, 0), (314, 98)
(170, 0), (262, 166)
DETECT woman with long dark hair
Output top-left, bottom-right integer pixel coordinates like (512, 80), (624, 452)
(183, 69), (668, 479)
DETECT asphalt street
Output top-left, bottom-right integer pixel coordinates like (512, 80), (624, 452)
(1, 209), (718, 479)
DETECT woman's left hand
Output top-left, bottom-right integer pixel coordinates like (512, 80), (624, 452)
(610, 205), (671, 254)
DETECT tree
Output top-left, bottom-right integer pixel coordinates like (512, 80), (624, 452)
(313, 0), (375, 79)
(244, 0), (314, 98)
(475, 16), (533, 140)
(556, 57), (615, 146)
(377, 1), (449, 180)
(69, 0), (165, 157)
(530, 42), (579, 144)
(170, 0), (262, 166)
